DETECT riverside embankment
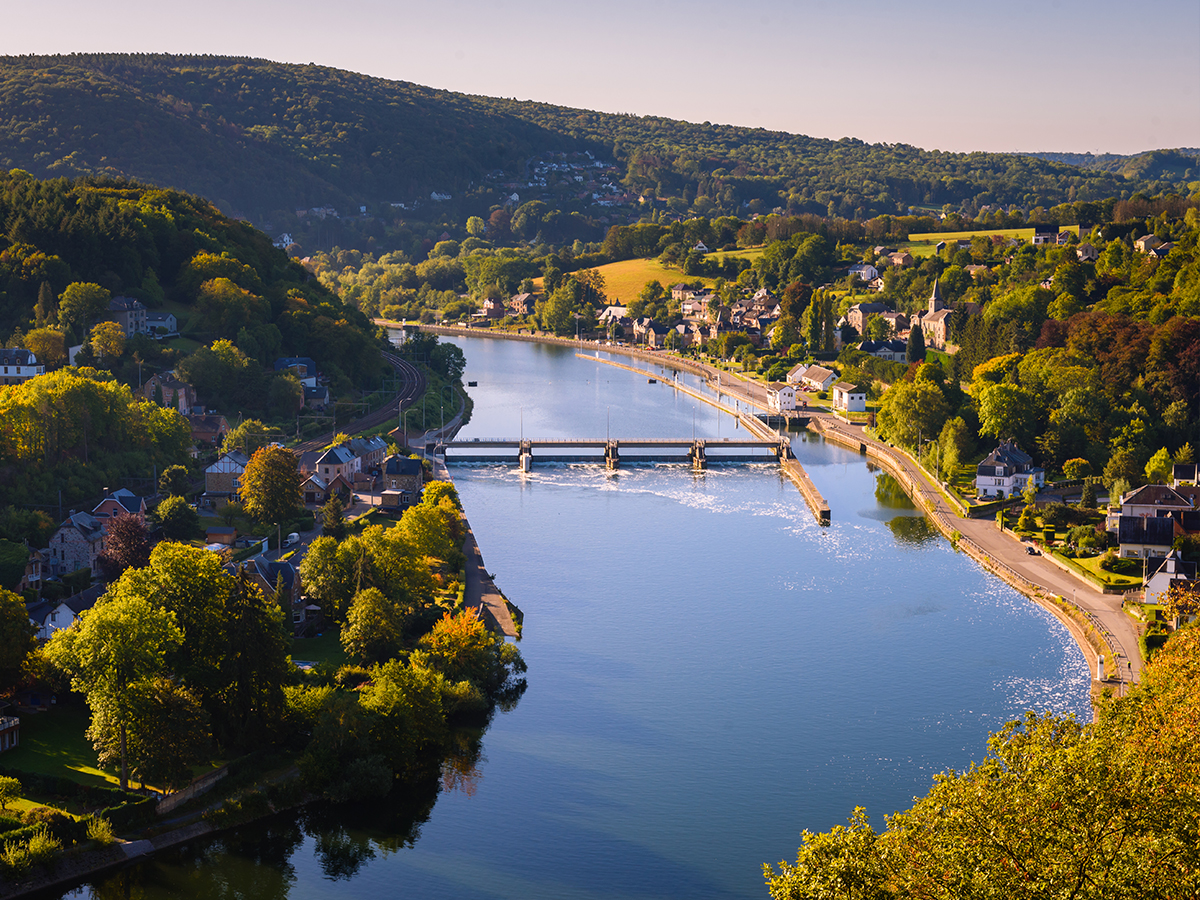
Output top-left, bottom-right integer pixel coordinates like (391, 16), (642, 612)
(64, 330), (1091, 900)
(403, 324), (1140, 691)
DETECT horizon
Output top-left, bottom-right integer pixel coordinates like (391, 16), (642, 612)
(2, 1), (1197, 158)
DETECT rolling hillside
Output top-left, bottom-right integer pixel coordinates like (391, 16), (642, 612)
(0, 54), (1183, 230)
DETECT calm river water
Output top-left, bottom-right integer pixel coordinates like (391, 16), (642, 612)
(62, 337), (1089, 900)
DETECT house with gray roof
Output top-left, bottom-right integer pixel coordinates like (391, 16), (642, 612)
(974, 440), (1044, 500)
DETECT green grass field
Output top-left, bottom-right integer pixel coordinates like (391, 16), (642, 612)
(292, 628), (347, 668)
(3, 706), (115, 789)
(586, 258), (713, 303)
(706, 247), (764, 263)
(1055, 552), (1142, 589)
(901, 225), (1082, 258)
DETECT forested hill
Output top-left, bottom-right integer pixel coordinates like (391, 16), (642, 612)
(0, 54), (1187, 226)
(1023, 148), (1200, 181)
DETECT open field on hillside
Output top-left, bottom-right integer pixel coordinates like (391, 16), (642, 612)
(902, 225), (1082, 257)
(706, 247), (765, 263)
(587, 258), (712, 303)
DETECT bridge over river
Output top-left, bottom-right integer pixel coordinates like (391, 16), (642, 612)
(438, 436), (789, 468)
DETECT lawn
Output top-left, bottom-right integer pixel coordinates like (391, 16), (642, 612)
(705, 247), (764, 263)
(1054, 551), (1142, 589)
(292, 628), (346, 669)
(586, 258), (713, 303)
(347, 508), (393, 535)
(3, 706), (115, 789)
(901, 225), (1082, 257)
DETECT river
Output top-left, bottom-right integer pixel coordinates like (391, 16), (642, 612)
(60, 336), (1089, 900)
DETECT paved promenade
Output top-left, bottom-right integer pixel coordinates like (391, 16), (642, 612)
(404, 325), (1142, 686)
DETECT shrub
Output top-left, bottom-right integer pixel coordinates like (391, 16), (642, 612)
(22, 807), (69, 829)
(0, 838), (31, 876)
(1041, 502), (1072, 527)
(85, 816), (115, 847)
(1098, 549), (1119, 572)
(25, 827), (60, 868)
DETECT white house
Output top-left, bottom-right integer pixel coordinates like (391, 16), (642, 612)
(832, 381), (867, 413)
(848, 263), (879, 282)
(766, 382), (798, 412)
(0, 349), (45, 385)
(974, 440), (1045, 499)
(1117, 516), (1175, 560)
(1144, 551), (1197, 603)
(800, 365), (837, 392)
(145, 312), (178, 337)
(26, 585), (104, 640)
(1119, 484), (1194, 519)
(785, 363), (810, 385)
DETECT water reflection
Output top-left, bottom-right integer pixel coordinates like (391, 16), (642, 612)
(84, 816), (304, 900)
(886, 515), (938, 545)
(873, 471), (916, 510)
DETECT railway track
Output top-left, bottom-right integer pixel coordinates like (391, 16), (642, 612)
(293, 351), (426, 452)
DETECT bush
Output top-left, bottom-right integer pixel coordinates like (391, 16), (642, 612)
(85, 816), (115, 847)
(1098, 550), (1120, 572)
(22, 807), (69, 829)
(25, 827), (60, 868)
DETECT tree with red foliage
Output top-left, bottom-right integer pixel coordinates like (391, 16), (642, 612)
(97, 512), (151, 581)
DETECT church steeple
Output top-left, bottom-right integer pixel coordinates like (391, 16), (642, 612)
(929, 278), (944, 314)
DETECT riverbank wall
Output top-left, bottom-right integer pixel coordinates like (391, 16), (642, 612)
(396, 325), (1125, 694)
(808, 416), (1115, 696)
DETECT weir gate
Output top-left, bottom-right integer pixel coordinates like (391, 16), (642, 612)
(436, 437), (790, 471)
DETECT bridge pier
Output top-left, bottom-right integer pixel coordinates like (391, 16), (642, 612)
(773, 437), (791, 460)
(605, 440), (621, 470)
(690, 439), (707, 470)
(519, 440), (532, 472)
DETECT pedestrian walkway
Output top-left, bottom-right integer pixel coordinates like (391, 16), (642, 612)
(429, 457), (518, 638)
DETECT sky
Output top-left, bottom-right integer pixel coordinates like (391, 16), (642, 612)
(4, 0), (1199, 156)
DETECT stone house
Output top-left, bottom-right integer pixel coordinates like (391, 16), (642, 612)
(205, 450), (250, 497)
(141, 373), (197, 414)
(107, 296), (148, 337)
(48, 512), (105, 575)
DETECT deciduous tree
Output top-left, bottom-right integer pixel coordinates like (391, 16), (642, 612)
(158, 464), (190, 497)
(89, 321), (125, 359)
(46, 593), (183, 789)
(0, 588), (36, 696)
(239, 446), (302, 526)
(57, 283), (110, 339)
(96, 513), (150, 580)
(155, 496), (200, 540)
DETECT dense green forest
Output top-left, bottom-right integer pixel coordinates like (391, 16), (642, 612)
(1, 54), (1195, 250)
(0, 170), (386, 507)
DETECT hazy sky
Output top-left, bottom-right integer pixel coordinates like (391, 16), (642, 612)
(5, 0), (1198, 155)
